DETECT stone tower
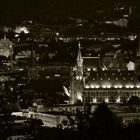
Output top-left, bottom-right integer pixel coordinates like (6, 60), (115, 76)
(70, 42), (84, 104)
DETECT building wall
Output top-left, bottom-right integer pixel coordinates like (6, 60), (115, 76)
(83, 88), (140, 103)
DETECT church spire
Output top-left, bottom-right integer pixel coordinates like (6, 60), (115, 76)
(77, 41), (83, 68)
(77, 42), (82, 60)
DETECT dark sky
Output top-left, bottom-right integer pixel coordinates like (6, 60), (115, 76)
(0, 0), (137, 24)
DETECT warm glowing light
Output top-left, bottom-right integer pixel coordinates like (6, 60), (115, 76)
(119, 85), (122, 88)
(79, 76), (82, 80)
(136, 85), (140, 88)
(63, 86), (70, 97)
(105, 97), (109, 103)
(91, 85), (94, 88)
(126, 85), (130, 88)
(46, 76), (50, 79)
(102, 68), (105, 71)
(54, 74), (60, 77)
(77, 92), (82, 101)
(15, 34), (19, 37)
(130, 85), (134, 88)
(85, 85), (89, 89)
(95, 85), (100, 88)
(76, 76), (82, 80)
(116, 96), (121, 103)
(93, 68), (96, 71)
(93, 98), (97, 103)
(56, 32), (59, 36)
(15, 26), (29, 34)
(114, 84), (123, 88)
(127, 61), (135, 71)
(87, 68), (91, 71)
(102, 85), (106, 88)
(107, 85), (111, 88)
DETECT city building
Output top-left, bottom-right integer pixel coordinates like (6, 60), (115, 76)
(70, 42), (140, 104)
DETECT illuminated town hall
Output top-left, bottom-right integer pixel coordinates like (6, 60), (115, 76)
(70, 42), (140, 104)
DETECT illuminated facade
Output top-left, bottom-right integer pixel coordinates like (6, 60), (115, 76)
(70, 43), (140, 104)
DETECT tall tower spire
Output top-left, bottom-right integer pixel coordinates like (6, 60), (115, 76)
(77, 41), (83, 68)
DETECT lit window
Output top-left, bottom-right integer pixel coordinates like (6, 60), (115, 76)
(87, 68), (91, 71)
(93, 98), (97, 103)
(130, 85), (134, 88)
(85, 85), (89, 89)
(102, 68), (105, 71)
(107, 85), (111, 88)
(95, 85), (100, 88)
(119, 85), (122, 88)
(126, 85), (129, 88)
(136, 85), (140, 88)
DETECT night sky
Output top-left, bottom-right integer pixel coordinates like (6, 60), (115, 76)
(0, 0), (139, 24)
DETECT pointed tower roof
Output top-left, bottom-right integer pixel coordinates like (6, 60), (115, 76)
(77, 42), (82, 60)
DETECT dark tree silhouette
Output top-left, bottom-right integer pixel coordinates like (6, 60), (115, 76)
(90, 102), (123, 140)
(127, 96), (140, 106)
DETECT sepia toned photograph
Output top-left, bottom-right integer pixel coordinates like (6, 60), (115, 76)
(0, 0), (140, 139)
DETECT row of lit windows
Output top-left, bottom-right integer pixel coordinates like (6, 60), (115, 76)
(85, 91), (140, 95)
(85, 84), (140, 89)
(92, 77), (134, 81)
(86, 68), (133, 76)
(84, 96), (122, 103)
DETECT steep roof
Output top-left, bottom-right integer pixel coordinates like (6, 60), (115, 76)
(85, 70), (140, 88)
